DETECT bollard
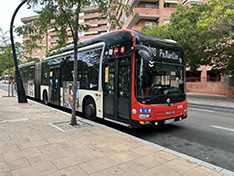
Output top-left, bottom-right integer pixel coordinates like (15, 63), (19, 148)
(11, 82), (14, 96)
(8, 82), (10, 97)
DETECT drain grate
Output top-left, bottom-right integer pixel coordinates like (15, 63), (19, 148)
(49, 120), (93, 131)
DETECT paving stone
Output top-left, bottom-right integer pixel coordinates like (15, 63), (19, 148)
(46, 165), (88, 176)
(79, 157), (118, 174)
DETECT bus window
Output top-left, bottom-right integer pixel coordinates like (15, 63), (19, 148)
(79, 48), (101, 90)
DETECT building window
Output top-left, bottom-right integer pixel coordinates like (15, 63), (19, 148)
(145, 3), (158, 8)
(78, 32), (84, 37)
(145, 21), (156, 26)
(163, 18), (170, 25)
(122, 15), (128, 24)
(164, 3), (177, 8)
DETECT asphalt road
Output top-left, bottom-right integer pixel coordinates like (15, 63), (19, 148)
(1, 82), (233, 172)
(125, 104), (234, 172)
(0, 81), (12, 93)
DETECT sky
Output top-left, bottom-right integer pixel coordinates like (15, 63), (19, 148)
(0, 0), (38, 43)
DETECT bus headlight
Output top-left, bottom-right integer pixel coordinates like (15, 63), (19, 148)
(139, 114), (150, 119)
(184, 108), (187, 113)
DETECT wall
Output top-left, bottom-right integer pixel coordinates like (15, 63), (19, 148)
(186, 81), (234, 97)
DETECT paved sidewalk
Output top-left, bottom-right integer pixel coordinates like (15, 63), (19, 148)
(0, 90), (231, 176)
(187, 93), (234, 108)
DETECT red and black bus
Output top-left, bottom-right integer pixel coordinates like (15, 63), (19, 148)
(19, 29), (187, 127)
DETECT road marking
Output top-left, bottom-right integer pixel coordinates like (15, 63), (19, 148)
(211, 125), (234, 132)
(0, 118), (29, 124)
(189, 107), (215, 113)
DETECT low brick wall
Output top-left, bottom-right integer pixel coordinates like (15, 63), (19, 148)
(186, 81), (234, 97)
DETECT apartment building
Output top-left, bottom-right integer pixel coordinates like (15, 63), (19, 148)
(21, 7), (108, 61)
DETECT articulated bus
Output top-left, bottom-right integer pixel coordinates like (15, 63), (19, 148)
(19, 30), (187, 127)
(1, 75), (14, 84)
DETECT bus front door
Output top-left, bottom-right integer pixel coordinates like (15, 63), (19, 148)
(104, 60), (115, 118)
(49, 67), (60, 105)
(103, 58), (131, 123)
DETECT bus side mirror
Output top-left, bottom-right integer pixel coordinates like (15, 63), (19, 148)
(138, 50), (151, 61)
(135, 45), (153, 61)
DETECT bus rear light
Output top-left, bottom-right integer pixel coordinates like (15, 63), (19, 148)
(139, 114), (150, 119)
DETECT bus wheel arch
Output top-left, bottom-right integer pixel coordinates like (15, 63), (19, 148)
(83, 96), (96, 121)
(42, 90), (48, 105)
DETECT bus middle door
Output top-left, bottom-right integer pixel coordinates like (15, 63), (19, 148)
(49, 66), (60, 105)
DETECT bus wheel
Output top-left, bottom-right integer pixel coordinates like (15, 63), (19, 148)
(43, 91), (48, 105)
(84, 98), (96, 121)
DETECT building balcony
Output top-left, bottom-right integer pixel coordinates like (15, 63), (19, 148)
(21, 15), (39, 24)
(129, 0), (159, 8)
(80, 13), (101, 20)
(88, 26), (109, 32)
(182, 0), (203, 5)
(83, 6), (99, 13)
(82, 19), (108, 26)
(123, 7), (160, 29)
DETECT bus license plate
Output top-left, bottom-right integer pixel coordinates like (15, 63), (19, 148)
(164, 118), (175, 124)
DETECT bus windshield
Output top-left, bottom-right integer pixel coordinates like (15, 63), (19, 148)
(135, 53), (186, 105)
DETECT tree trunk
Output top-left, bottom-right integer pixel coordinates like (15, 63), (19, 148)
(70, 1), (81, 126)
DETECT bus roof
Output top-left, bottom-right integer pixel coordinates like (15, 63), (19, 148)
(19, 61), (35, 68)
(51, 30), (183, 55)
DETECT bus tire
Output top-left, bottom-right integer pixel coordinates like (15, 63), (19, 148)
(84, 98), (96, 121)
(43, 90), (48, 105)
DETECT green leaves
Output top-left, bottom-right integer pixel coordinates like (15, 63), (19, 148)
(141, 1), (234, 74)
(0, 28), (23, 73)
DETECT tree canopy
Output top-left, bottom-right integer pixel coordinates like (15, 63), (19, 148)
(141, 0), (234, 74)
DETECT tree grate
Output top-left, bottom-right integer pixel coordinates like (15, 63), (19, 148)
(49, 120), (93, 131)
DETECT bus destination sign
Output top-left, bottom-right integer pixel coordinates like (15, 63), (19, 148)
(148, 45), (183, 64)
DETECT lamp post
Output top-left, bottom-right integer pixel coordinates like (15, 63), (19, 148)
(10, 0), (27, 103)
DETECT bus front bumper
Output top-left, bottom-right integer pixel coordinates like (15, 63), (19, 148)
(131, 114), (187, 128)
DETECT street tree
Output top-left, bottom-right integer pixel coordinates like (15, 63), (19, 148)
(141, 1), (234, 74)
(197, 0), (234, 75)
(24, 0), (134, 125)
(0, 27), (23, 74)
(141, 3), (214, 72)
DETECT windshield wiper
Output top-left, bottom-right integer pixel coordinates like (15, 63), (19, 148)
(163, 88), (186, 98)
(170, 90), (186, 98)
(146, 94), (166, 103)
